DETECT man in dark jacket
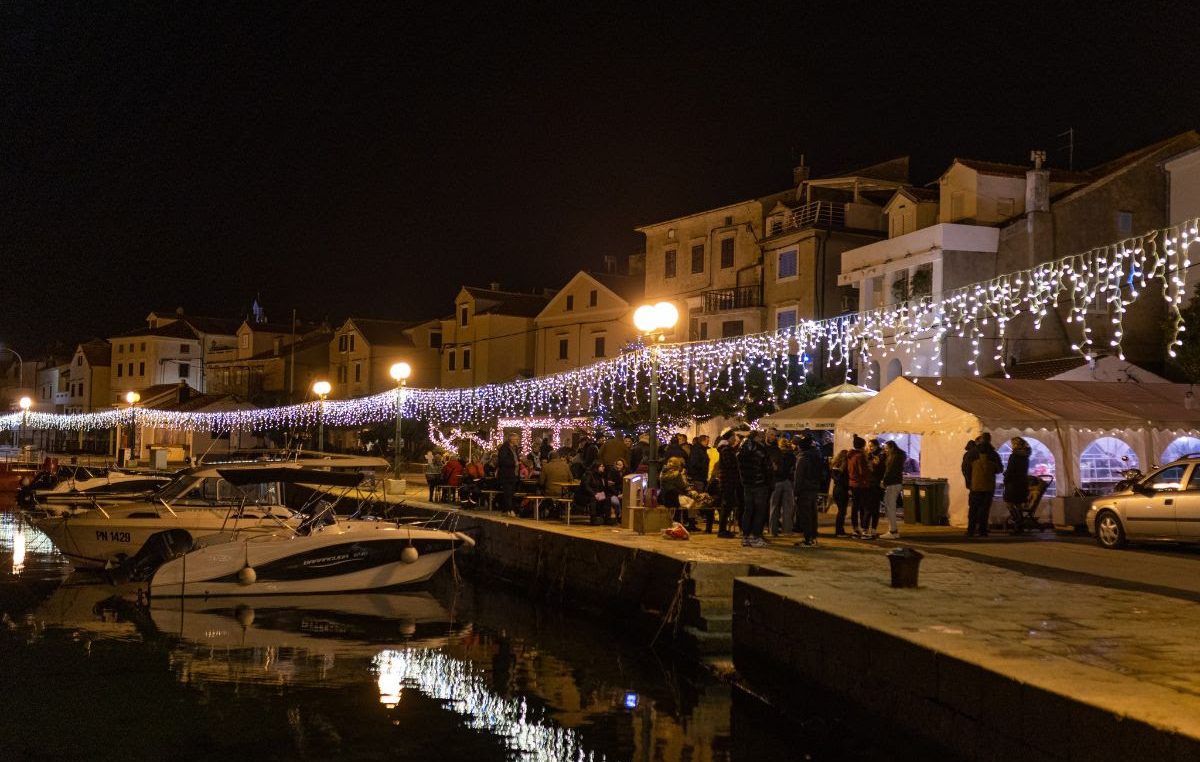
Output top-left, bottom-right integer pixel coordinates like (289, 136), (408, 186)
(497, 433), (521, 515)
(792, 435), (822, 546)
(769, 436), (796, 536)
(629, 433), (650, 473)
(880, 440), (906, 539)
(686, 435), (711, 488)
(716, 435), (741, 537)
(737, 430), (770, 547)
(967, 433), (1002, 537)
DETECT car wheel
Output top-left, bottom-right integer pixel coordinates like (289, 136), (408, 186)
(1095, 511), (1126, 549)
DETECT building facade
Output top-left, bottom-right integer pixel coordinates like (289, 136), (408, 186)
(439, 286), (551, 388)
(533, 270), (644, 377)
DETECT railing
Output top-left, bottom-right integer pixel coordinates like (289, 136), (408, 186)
(769, 201), (846, 236)
(702, 285), (763, 313)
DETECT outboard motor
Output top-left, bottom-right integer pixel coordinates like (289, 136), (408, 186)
(16, 476), (37, 509)
(107, 529), (194, 584)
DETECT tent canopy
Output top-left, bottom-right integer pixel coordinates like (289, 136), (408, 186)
(759, 383), (876, 431)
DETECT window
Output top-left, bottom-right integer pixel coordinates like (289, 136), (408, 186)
(117, 344), (123, 354)
(667, 228), (676, 240)
(721, 320), (744, 338)
(700, 322), (708, 340)
(776, 309), (797, 331)
(178, 363), (189, 380)
(138, 362), (145, 376)
(1079, 437), (1138, 495)
(566, 294), (574, 311)
(594, 336), (606, 357)
(337, 365), (347, 383)
(354, 363), (361, 382)
(78, 383), (84, 398)
(117, 364), (123, 378)
(460, 307), (469, 326)
(140, 342), (146, 351)
(180, 344), (190, 354)
(720, 237), (735, 268)
(691, 244), (704, 274)
(558, 338), (569, 360)
(240, 334), (249, 349)
(1117, 211), (1133, 234)
(76, 356), (83, 367)
(349, 335), (355, 352)
(448, 350), (456, 371)
(1189, 467), (1200, 491)
(127, 363), (133, 376)
(463, 349), (471, 370)
(778, 248), (798, 279)
(589, 289), (597, 307)
(1146, 464), (1187, 491)
(664, 250), (677, 278)
(770, 217), (784, 235)
(429, 331), (442, 349)
(338, 335), (347, 352)
(724, 215), (733, 226)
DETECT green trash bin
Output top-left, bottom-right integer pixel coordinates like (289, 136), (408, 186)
(924, 479), (949, 525)
(901, 481), (920, 524)
(915, 480), (932, 525)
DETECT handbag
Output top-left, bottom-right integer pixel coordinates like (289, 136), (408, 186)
(594, 491), (607, 502)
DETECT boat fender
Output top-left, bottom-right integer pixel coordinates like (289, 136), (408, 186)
(400, 545), (419, 564)
(235, 605), (255, 627)
(238, 566), (257, 585)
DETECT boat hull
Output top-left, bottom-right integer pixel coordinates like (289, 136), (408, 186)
(150, 524), (470, 597)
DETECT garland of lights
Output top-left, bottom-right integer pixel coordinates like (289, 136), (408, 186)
(4, 220), (1197, 433)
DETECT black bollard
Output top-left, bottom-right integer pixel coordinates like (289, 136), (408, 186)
(886, 547), (924, 588)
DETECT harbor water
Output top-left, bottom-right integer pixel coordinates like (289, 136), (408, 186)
(0, 501), (942, 761)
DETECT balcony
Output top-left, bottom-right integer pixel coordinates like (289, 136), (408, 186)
(702, 285), (763, 313)
(768, 200), (886, 237)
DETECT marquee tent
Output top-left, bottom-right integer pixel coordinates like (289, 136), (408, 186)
(835, 377), (1200, 527)
(758, 383), (877, 431)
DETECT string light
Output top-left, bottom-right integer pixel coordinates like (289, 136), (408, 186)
(4, 220), (1196, 433)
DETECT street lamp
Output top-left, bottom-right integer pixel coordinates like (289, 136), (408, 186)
(312, 380), (331, 452)
(632, 301), (679, 491)
(18, 396), (31, 453)
(124, 391), (140, 464)
(389, 362), (412, 479)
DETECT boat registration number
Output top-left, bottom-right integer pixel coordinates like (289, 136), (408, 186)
(95, 530), (131, 543)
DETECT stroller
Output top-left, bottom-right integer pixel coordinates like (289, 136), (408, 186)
(1007, 474), (1053, 534)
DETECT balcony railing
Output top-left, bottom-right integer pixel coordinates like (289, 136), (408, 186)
(703, 285), (763, 313)
(769, 201), (847, 236)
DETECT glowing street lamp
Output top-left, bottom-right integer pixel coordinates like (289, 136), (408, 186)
(312, 380), (331, 451)
(632, 301), (679, 491)
(18, 396), (31, 452)
(124, 391), (140, 463)
(389, 362), (412, 479)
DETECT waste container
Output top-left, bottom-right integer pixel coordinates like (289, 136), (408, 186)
(924, 479), (949, 525)
(149, 447), (169, 470)
(901, 481), (920, 524)
(886, 547), (924, 588)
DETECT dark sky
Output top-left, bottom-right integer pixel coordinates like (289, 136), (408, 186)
(5, 2), (1199, 356)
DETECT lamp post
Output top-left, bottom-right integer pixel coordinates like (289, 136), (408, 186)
(632, 301), (679, 491)
(312, 380), (331, 452)
(18, 396), (31, 453)
(124, 391), (140, 464)
(389, 362), (412, 479)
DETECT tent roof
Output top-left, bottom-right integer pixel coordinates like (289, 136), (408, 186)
(840, 377), (1200, 435)
(760, 383), (876, 430)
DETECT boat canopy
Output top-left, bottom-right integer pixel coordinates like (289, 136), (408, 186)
(216, 467), (368, 488)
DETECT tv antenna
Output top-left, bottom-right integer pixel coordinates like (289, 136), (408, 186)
(1057, 127), (1075, 170)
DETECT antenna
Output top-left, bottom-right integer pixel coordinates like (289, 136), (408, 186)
(1057, 127), (1075, 170)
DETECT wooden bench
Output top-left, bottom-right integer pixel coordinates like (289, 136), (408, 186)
(433, 484), (458, 503)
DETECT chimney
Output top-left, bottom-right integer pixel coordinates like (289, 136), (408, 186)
(793, 154), (810, 186)
(1026, 150), (1049, 213)
(489, 281), (501, 291)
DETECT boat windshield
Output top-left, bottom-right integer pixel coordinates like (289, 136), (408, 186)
(156, 476), (281, 505)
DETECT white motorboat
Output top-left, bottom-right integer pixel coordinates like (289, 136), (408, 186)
(149, 513), (474, 597)
(25, 463), (375, 570)
(17, 464), (174, 508)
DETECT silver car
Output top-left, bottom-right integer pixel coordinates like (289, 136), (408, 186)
(1087, 457), (1200, 549)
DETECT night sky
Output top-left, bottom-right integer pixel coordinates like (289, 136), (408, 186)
(5, 2), (1199, 356)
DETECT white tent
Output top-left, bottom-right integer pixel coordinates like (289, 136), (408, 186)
(759, 383), (877, 431)
(835, 377), (1200, 527)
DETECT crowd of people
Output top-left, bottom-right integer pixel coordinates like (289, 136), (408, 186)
(420, 426), (1036, 544)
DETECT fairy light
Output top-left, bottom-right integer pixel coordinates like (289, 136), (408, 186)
(4, 220), (1196, 433)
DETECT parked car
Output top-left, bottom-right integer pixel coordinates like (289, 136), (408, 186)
(1087, 456), (1200, 549)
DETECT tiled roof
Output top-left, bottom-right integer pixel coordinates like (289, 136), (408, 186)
(988, 356), (1089, 380)
(589, 272), (644, 304)
(110, 321), (199, 340)
(154, 392), (243, 412)
(953, 158), (1093, 184)
(179, 316), (241, 336)
(79, 340), (111, 367)
(246, 331), (333, 360)
(349, 318), (418, 347)
(464, 287), (551, 317)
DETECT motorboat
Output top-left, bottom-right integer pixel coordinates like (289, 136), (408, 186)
(149, 506), (474, 597)
(24, 462), (374, 570)
(17, 464), (174, 508)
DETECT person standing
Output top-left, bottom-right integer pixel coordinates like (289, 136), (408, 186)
(828, 449), (851, 537)
(629, 433), (650, 473)
(769, 436), (796, 536)
(539, 437), (552, 464)
(737, 429), (770, 547)
(880, 440), (906, 539)
(425, 450), (444, 502)
(846, 436), (869, 538)
(716, 434), (741, 538)
(792, 435), (822, 546)
(600, 432), (630, 468)
(862, 438), (886, 539)
(1003, 437), (1032, 534)
(497, 432), (521, 516)
(968, 433), (1003, 537)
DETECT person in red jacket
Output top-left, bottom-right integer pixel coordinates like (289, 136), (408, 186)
(846, 435), (870, 538)
(440, 455), (464, 502)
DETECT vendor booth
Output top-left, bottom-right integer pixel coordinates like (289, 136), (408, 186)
(835, 377), (1200, 528)
(759, 383), (877, 431)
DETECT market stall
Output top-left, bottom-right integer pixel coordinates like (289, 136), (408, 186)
(758, 383), (877, 431)
(835, 377), (1200, 527)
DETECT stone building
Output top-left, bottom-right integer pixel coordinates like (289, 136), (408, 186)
(439, 286), (551, 388)
(533, 263), (644, 377)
